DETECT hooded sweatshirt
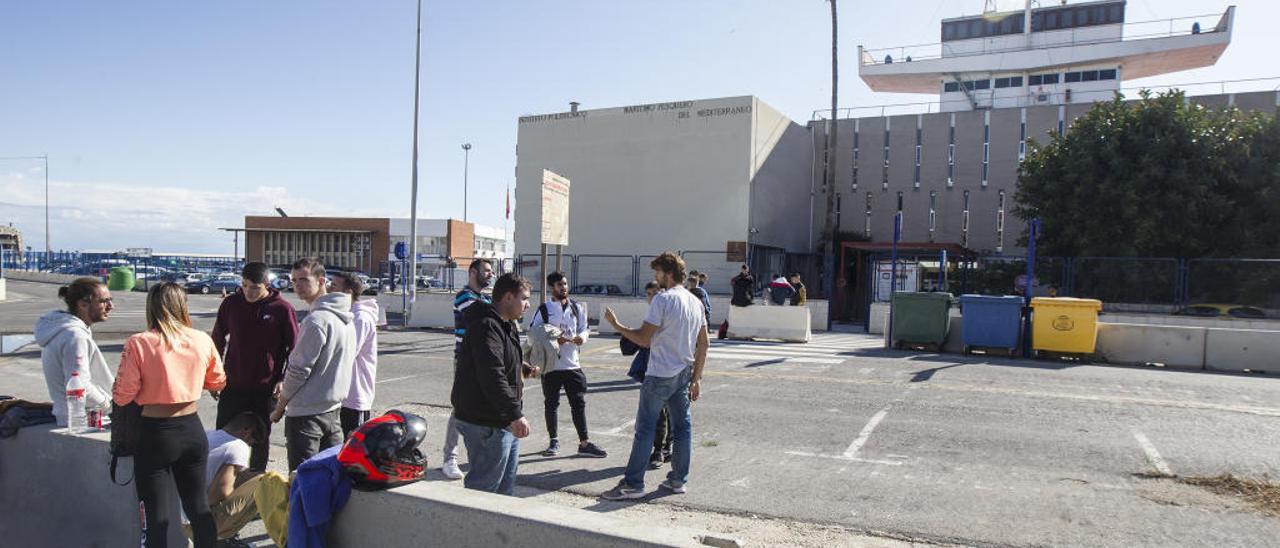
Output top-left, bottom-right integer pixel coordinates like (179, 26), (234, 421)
(341, 298), (380, 412)
(35, 310), (114, 426)
(211, 288), (298, 390)
(280, 293), (356, 418)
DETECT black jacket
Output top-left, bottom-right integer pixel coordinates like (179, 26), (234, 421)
(451, 301), (523, 428)
(731, 273), (755, 307)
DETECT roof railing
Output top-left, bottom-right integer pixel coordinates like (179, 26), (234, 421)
(860, 10), (1229, 67)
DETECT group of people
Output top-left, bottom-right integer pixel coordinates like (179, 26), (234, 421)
(37, 258), (379, 548)
(37, 250), (714, 544)
(731, 264), (807, 307)
(445, 252), (708, 500)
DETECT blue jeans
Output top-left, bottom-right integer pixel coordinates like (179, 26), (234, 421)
(623, 366), (693, 489)
(455, 418), (520, 495)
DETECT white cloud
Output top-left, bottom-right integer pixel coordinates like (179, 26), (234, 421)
(0, 177), (391, 254)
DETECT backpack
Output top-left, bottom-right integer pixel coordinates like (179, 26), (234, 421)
(108, 401), (142, 485)
(534, 300), (580, 328)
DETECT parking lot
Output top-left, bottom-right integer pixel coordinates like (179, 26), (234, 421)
(3, 278), (1279, 547)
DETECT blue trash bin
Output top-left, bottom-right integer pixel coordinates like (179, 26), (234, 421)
(959, 295), (1024, 354)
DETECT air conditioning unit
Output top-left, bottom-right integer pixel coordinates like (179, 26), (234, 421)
(1036, 93), (1050, 102)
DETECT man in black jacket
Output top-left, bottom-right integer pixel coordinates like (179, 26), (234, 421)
(451, 272), (536, 495)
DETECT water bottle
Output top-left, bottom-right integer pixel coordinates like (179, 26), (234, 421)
(65, 371), (88, 434)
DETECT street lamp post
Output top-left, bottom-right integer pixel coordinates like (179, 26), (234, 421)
(462, 143), (472, 222)
(407, 0), (423, 325)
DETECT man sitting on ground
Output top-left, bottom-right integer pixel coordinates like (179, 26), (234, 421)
(185, 411), (268, 547)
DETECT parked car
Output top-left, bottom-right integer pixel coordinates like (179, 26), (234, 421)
(571, 284), (625, 296)
(162, 271), (207, 286)
(1172, 304), (1268, 319)
(185, 277), (241, 295)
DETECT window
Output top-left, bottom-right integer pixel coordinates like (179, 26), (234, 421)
(896, 191), (904, 212)
(1009, 76), (1023, 87)
(969, 20), (982, 38)
(914, 126), (922, 188)
(1065, 71), (1082, 83)
(1099, 69), (1117, 80)
(1109, 5), (1124, 24)
(962, 81), (975, 91)
(996, 190), (1007, 253)
(851, 127), (859, 190)
(1045, 11), (1059, 30)
(928, 191), (938, 241)
(1042, 73), (1060, 84)
(1061, 9), (1074, 27)
(1081, 70), (1099, 82)
(865, 192), (873, 238)
(944, 82), (959, 93)
(982, 113), (990, 186)
(962, 190), (971, 247)
(974, 79), (991, 90)
(1029, 74), (1042, 86)
(943, 23), (955, 41)
(995, 77), (1010, 89)
(947, 119), (956, 187)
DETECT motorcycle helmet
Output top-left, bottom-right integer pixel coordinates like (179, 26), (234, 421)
(338, 409), (428, 490)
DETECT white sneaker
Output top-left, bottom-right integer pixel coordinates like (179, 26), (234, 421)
(441, 459), (463, 480)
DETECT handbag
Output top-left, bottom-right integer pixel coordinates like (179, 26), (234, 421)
(108, 401), (142, 485)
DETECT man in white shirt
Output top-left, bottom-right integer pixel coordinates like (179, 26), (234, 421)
(530, 272), (607, 458)
(602, 253), (708, 500)
(185, 412), (267, 545)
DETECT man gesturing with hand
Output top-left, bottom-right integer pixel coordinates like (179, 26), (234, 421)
(451, 272), (536, 495)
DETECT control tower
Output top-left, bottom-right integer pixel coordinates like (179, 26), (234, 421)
(858, 1), (1235, 111)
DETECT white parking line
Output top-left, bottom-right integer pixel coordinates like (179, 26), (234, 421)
(377, 374), (423, 384)
(1132, 429), (1173, 476)
(844, 406), (891, 459)
(602, 418), (635, 435)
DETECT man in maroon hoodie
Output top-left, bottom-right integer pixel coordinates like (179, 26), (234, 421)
(211, 261), (299, 472)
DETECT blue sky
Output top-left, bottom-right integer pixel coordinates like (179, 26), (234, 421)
(1, 0), (1272, 254)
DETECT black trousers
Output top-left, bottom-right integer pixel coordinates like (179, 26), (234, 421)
(654, 405), (672, 455)
(135, 413), (215, 548)
(215, 385), (274, 472)
(541, 369), (589, 442)
(341, 407), (371, 441)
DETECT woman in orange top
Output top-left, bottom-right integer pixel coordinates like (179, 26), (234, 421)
(113, 282), (226, 548)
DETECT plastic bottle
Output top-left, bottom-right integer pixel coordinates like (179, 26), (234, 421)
(65, 371), (88, 434)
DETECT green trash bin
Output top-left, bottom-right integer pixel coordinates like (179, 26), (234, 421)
(890, 292), (953, 350)
(107, 266), (136, 292)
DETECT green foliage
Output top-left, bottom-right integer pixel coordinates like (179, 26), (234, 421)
(1015, 90), (1280, 258)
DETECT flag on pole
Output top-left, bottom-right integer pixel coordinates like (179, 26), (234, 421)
(505, 186), (511, 219)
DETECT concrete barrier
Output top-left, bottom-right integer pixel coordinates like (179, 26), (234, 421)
(0, 277), (6, 301)
(407, 293), (463, 329)
(2, 270), (84, 285)
(0, 425), (732, 548)
(596, 302), (649, 335)
(868, 303), (890, 335)
(726, 305), (811, 342)
(1095, 323), (1207, 370)
(1204, 328), (1280, 374)
(0, 425), (186, 548)
(330, 482), (724, 548)
(1102, 312), (1280, 332)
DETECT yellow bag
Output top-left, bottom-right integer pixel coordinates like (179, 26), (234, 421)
(253, 471), (290, 547)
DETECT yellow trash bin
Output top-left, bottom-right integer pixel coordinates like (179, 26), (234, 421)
(1031, 297), (1102, 354)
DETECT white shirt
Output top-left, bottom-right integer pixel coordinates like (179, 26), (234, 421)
(529, 299), (589, 371)
(205, 429), (250, 484)
(643, 286), (706, 378)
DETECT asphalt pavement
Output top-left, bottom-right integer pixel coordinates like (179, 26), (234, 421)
(3, 279), (1279, 547)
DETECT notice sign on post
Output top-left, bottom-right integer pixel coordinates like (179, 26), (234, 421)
(875, 261), (919, 302)
(541, 169), (571, 246)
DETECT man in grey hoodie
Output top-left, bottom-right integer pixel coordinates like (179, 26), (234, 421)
(270, 258), (356, 470)
(35, 277), (115, 427)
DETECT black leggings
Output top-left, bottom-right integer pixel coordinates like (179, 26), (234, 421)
(135, 413), (215, 548)
(542, 369), (589, 441)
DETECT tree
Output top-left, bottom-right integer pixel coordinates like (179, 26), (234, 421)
(1014, 90), (1280, 259)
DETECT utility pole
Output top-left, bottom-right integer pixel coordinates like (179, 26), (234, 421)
(821, 0), (839, 330)
(462, 143), (472, 222)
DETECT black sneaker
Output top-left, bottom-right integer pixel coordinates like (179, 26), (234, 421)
(541, 439), (560, 457)
(661, 449), (672, 463)
(577, 441), (608, 458)
(648, 450), (663, 470)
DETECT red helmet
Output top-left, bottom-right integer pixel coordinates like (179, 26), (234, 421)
(338, 410), (428, 491)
